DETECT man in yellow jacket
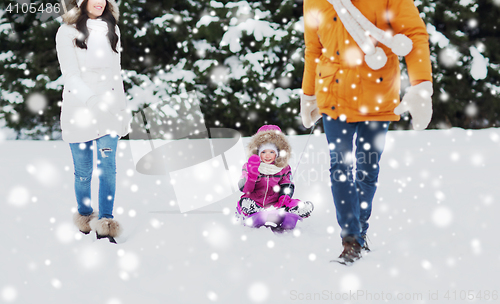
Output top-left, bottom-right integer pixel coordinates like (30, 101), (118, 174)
(300, 0), (433, 264)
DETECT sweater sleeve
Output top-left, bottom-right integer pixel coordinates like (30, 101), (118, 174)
(55, 25), (96, 103)
(113, 25), (126, 95)
(388, 0), (432, 86)
(302, 0), (323, 96)
(115, 25), (122, 69)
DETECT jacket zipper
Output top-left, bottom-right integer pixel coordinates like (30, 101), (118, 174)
(262, 176), (270, 206)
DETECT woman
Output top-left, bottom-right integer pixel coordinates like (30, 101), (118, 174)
(56, 0), (130, 243)
(300, 0), (433, 263)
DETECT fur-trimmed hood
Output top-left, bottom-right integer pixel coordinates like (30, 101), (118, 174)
(247, 125), (291, 168)
(61, 0), (119, 24)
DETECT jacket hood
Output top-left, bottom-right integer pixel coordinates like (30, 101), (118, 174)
(62, 0), (119, 24)
(247, 125), (291, 168)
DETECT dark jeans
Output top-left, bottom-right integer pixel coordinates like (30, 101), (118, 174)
(323, 114), (389, 246)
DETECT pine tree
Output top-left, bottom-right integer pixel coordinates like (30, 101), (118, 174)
(393, 0), (500, 130)
(0, 0), (63, 139)
(1, 0), (500, 139)
(122, 0), (306, 136)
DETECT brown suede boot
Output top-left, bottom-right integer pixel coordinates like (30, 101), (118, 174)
(361, 235), (371, 252)
(338, 235), (362, 263)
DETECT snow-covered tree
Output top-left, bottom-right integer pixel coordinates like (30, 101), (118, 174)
(1, 0), (500, 139)
(394, 0), (500, 130)
(121, 0), (305, 136)
(0, 0), (63, 139)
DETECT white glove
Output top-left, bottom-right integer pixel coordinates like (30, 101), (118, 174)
(86, 93), (123, 114)
(300, 94), (322, 128)
(394, 81), (433, 131)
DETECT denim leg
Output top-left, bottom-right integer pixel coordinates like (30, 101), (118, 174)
(354, 121), (389, 236)
(323, 115), (361, 242)
(95, 134), (118, 219)
(69, 141), (94, 216)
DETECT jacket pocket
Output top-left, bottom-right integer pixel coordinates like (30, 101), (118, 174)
(359, 59), (399, 114)
(315, 63), (339, 109)
(62, 88), (86, 108)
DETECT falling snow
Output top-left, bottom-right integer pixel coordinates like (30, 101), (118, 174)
(0, 115), (499, 303)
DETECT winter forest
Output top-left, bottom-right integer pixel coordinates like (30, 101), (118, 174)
(1, 0), (500, 304)
(1, 0), (500, 138)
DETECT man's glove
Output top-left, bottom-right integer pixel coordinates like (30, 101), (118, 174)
(394, 81), (433, 131)
(300, 94), (321, 128)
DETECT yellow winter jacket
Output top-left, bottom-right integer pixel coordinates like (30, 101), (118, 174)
(302, 0), (432, 122)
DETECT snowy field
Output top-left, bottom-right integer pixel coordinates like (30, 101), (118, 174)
(1, 128), (499, 304)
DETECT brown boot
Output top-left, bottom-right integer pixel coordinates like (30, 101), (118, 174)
(361, 235), (371, 252)
(338, 235), (362, 263)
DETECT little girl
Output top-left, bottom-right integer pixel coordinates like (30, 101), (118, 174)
(236, 125), (313, 230)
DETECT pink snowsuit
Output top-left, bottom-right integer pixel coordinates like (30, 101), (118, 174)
(239, 164), (297, 208)
(235, 125), (312, 229)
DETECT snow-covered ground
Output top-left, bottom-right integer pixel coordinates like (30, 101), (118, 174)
(1, 128), (499, 304)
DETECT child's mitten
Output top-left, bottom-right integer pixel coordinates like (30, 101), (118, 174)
(246, 155), (261, 180)
(394, 81), (433, 131)
(276, 195), (292, 208)
(243, 155), (261, 193)
(300, 94), (321, 128)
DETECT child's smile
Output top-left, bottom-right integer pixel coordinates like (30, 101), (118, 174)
(260, 149), (276, 164)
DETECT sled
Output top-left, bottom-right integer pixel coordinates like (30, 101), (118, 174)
(243, 209), (302, 230)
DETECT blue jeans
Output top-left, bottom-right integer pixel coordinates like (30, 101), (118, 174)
(69, 134), (118, 219)
(323, 114), (389, 247)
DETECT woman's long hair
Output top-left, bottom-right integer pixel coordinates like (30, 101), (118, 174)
(74, 0), (119, 53)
